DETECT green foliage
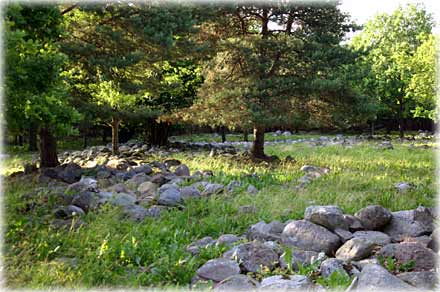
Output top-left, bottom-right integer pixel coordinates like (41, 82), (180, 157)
(316, 270), (353, 290)
(351, 3), (436, 122)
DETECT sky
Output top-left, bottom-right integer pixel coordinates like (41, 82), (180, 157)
(340, 0), (440, 33)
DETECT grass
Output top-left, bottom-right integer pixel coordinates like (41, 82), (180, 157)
(2, 135), (436, 289)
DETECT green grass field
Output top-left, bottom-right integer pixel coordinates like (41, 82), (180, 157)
(2, 136), (436, 288)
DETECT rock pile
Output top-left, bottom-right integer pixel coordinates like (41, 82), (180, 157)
(190, 204), (438, 291)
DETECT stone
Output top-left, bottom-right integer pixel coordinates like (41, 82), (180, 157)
(122, 205), (150, 222)
(395, 182), (415, 193)
(125, 173), (150, 190)
(97, 170), (111, 179)
(107, 183), (132, 194)
(378, 242), (437, 271)
(40, 167), (59, 179)
(304, 205), (349, 230)
(146, 205), (164, 218)
(174, 164), (190, 176)
(279, 249), (321, 270)
(214, 274), (259, 290)
(106, 158), (128, 170)
(196, 258), (240, 282)
(281, 220), (341, 256)
(260, 275), (314, 290)
(401, 235), (431, 247)
(383, 207), (434, 241)
(355, 264), (414, 291)
(58, 163), (82, 184)
(71, 191), (96, 212)
(320, 258), (348, 278)
(54, 205), (85, 219)
(216, 234), (240, 247)
(226, 180), (241, 192)
(335, 238), (376, 261)
(397, 271), (438, 290)
(150, 174), (168, 186)
(355, 205), (392, 230)
(334, 228), (353, 242)
(187, 237), (216, 255)
(343, 214), (364, 232)
(164, 159), (181, 168)
(132, 164), (153, 175)
(180, 186), (201, 200)
(137, 181), (158, 196)
(246, 221), (284, 242)
(223, 241), (279, 273)
(201, 183), (224, 196)
(157, 187), (182, 207)
(352, 231), (391, 246)
(246, 184), (258, 194)
(51, 218), (85, 231)
(110, 192), (137, 207)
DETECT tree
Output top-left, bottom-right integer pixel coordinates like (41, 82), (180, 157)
(175, 1), (361, 159)
(5, 4), (79, 167)
(62, 3), (204, 152)
(351, 3), (435, 137)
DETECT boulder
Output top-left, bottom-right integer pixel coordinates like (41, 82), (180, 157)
(260, 275), (314, 290)
(383, 207), (434, 241)
(247, 221), (284, 242)
(279, 249), (321, 270)
(397, 271), (438, 290)
(201, 183), (224, 196)
(157, 187), (182, 207)
(304, 205), (349, 230)
(335, 238), (376, 261)
(214, 274), (259, 290)
(196, 258), (240, 282)
(180, 186), (201, 200)
(216, 234), (240, 247)
(226, 180), (241, 193)
(125, 173), (150, 190)
(150, 174), (168, 186)
(54, 205), (85, 219)
(223, 241), (279, 273)
(246, 184), (258, 194)
(132, 164), (153, 175)
(355, 205), (392, 230)
(110, 192), (136, 207)
(355, 264), (414, 291)
(352, 231), (391, 246)
(320, 258), (348, 278)
(187, 237), (216, 255)
(378, 242), (437, 271)
(137, 181), (158, 196)
(71, 191), (97, 212)
(175, 164), (190, 176)
(281, 220), (341, 256)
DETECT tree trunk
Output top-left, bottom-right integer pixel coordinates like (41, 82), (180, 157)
(243, 130), (249, 142)
(39, 127), (59, 168)
(111, 117), (120, 154)
(148, 120), (169, 146)
(398, 99), (404, 138)
(251, 126), (266, 159)
(220, 126), (226, 143)
(28, 123), (38, 151)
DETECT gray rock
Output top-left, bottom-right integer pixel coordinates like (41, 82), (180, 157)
(125, 173), (150, 190)
(395, 182), (415, 193)
(146, 205), (164, 218)
(344, 214), (364, 232)
(281, 220), (341, 256)
(214, 274), (259, 290)
(187, 237), (216, 255)
(196, 258), (240, 282)
(223, 241), (279, 273)
(97, 170), (111, 179)
(279, 249), (321, 270)
(305, 205), (349, 230)
(150, 174), (168, 186)
(246, 184), (258, 194)
(378, 242), (437, 271)
(216, 234), (240, 247)
(175, 164), (190, 176)
(335, 238), (376, 261)
(137, 181), (158, 196)
(226, 180), (241, 192)
(355, 205), (392, 230)
(247, 221), (284, 242)
(401, 235), (431, 247)
(71, 191), (96, 212)
(320, 258), (348, 278)
(260, 275), (314, 290)
(201, 183), (224, 196)
(164, 159), (181, 168)
(122, 205), (150, 222)
(352, 231), (391, 246)
(180, 186), (201, 200)
(383, 207), (434, 241)
(355, 264), (414, 291)
(397, 271), (438, 290)
(110, 192), (136, 207)
(334, 228), (353, 242)
(157, 187), (182, 207)
(133, 164), (153, 174)
(54, 205), (85, 219)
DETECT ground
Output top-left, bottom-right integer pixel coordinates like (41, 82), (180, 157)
(1, 132), (436, 288)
